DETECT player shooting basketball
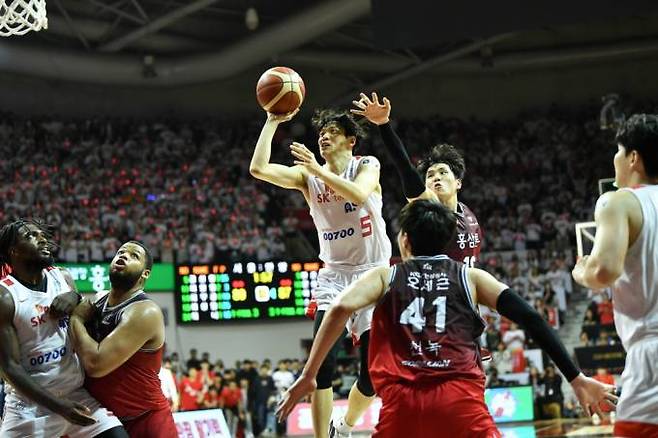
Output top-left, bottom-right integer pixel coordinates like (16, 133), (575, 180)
(250, 109), (390, 438)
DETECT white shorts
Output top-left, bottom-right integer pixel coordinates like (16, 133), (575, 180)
(616, 338), (658, 424)
(314, 265), (384, 341)
(0, 387), (123, 438)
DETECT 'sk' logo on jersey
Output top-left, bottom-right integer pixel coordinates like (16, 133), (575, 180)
(31, 304), (50, 327)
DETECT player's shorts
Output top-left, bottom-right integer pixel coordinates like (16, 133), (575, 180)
(373, 378), (500, 438)
(614, 337), (658, 437)
(0, 387), (122, 438)
(121, 406), (177, 438)
(314, 264), (385, 341)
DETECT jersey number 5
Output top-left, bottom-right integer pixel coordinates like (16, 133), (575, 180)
(399, 296), (446, 333)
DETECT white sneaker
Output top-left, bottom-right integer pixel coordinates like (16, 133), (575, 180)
(329, 417), (353, 438)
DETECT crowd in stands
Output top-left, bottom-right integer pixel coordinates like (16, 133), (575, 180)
(159, 349), (319, 437)
(0, 105), (614, 265)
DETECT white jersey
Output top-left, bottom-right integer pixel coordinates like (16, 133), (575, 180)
(613, 185), (658, 350)
(1, 268), (84, 399)
(306, 156), (391, 269)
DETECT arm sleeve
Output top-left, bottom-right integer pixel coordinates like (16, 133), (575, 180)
(377, 123), (426, 199)
(496, 288), (580, 382)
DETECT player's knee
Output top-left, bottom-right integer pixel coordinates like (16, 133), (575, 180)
(316, 360), (334, 390)
(357, 369), (375, 397)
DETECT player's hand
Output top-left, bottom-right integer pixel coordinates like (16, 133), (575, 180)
(571, 255), (589, 286)
(350, 92), (391, 125)
(570, 373), (618, 417)
(290, 142), (323, 176)
(53, 399), (97, 426)
(276, 375), (317, 422)
(49, 292), (81, 319)
(72, 298), (95, 322)
(267, 108), (300, 124)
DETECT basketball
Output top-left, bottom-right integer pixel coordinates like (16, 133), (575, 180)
(256, 66), (306, 114)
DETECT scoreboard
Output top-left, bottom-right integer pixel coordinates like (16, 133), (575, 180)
(175, 260), (321, 324)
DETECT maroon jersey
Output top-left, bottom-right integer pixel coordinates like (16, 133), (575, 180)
(369, 255), (486, 390)
(84, 292), (170, 419)
(445, 202), (481, 266)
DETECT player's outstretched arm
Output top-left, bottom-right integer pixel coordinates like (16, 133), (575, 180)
(351, 92), (426, 200)
(470, 268), (618, 416)
(276, 266), (391, 420)
(572, 190), (639, 289)
(0, 287), (96, 426)
(249, 110), (308, 192)
(69, 300), (163, 378)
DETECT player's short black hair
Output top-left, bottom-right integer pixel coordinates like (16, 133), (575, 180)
(0, 219), (54, 278)
(416, 143), (466, 180)
(398, 199), (457, 256)
(126, 240), (153, 270)
(312, 108), (368, 140)
(615, 114), (658, 178)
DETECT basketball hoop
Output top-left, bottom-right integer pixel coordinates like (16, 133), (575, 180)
(0, 0), (47, 37)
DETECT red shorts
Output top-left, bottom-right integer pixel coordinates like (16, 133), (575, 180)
(373, 378), (501, 438)
(614, 421), (658, 437)
(123, 407), (177, 438)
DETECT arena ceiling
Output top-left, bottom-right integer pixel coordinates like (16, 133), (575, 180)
(2, 0), (658, 92)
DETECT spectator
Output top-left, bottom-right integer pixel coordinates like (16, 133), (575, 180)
(539, 365), (564, 419)
(187, 348), (201, 371)
(597, 294), (615, 326)
(159, 358), (180, 412)
(221, 380), (243, 436)
(271, 360), (295, 393)
(253, 365), (276, 437)
(180, 367), (204, 411)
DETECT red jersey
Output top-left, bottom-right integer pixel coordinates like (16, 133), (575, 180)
(369, 255), (486, 391)
(220, 386), (242, 408)
(445, 202), (481, 266)
(84, 291), (170, 418)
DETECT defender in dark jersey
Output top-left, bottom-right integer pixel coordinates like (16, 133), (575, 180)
(69, 241), (176, 438)
(351, 92), (482, 267)
(277, 200), (617, 437)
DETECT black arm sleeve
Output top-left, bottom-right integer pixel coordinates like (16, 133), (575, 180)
(496, 289), (581, 382)
(377, 123), (426, 199)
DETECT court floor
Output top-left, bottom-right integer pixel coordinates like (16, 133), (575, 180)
(301, 418), (614, 437)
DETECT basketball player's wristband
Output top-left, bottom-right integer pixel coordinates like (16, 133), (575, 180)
(378, 123), (426, 199)
(496, 289), (581, 382)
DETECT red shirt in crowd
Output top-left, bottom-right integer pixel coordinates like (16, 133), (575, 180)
(180, 376), (204, 411)
(597, 301), (615, 325)
(220, 386), (242, 409)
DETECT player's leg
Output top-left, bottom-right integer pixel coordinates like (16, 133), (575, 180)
(614, 339), (658, 437)
(312, 310), (346, 438)
(332, 329), (376, 437)
(65, 388), (125, 438)
(121, 407), (177, 438)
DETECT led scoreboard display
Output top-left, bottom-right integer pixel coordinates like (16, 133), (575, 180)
(175, 261), (321, 323)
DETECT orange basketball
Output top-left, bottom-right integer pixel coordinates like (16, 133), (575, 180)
(256, 67), (305, 114)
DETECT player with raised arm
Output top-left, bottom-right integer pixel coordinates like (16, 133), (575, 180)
(0, 220), (127, 438)
(278, 200), (617, 437)
(69, 241), (177, 437)
(572, 114), (658, 437)
(250, 109), (391, 438)
(352, 93), (481, 268)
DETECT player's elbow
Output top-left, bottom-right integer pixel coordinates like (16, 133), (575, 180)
(331, 301), (355, 317)
(83, 358), (110, 378)
(587, 258), (622, 287)
(249, 163), (264, 178)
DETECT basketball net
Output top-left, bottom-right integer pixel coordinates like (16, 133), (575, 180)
(0, 0), (47, 37)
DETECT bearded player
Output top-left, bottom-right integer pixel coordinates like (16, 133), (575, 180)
(572, 114), (658, 437)
(278, 200), (617, 437)
(68, 241), (176, 437)
(0, 220), (127, 437)
(250, 108), (391, 438)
